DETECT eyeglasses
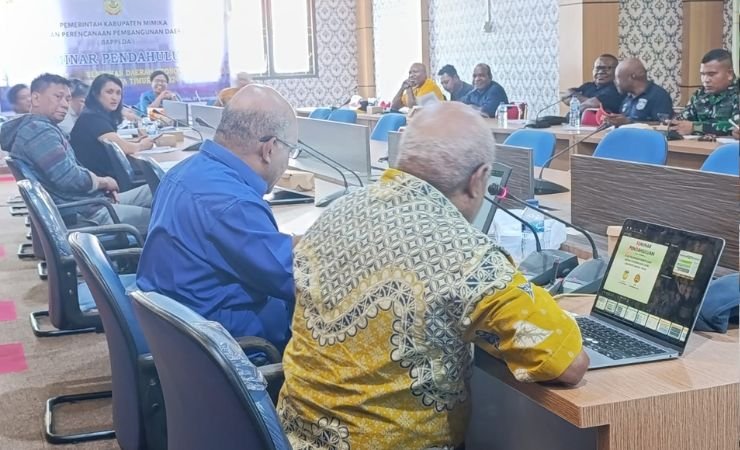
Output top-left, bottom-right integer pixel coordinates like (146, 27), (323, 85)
(594, 65), (614, 72)
(259, 135), (301, 159)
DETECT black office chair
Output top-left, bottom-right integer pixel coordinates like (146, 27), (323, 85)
(69, 232), (166, 449)
(102, 141), (147, 192)
(131, 290), (290, 450)
(16, 180), (142, 337)
(129, 155), (165, 195)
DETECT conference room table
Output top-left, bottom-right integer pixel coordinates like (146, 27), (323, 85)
(296, 106), (726, 170)
(145, 139), (738, 449)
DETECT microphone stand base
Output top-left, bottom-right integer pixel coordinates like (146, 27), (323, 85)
(535, 178), (570, 195)
(519, 249), (579, 286)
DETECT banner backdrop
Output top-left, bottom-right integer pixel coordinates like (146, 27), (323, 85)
(0, 0), (229, 110)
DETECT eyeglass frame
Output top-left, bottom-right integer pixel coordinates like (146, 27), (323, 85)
(258, 135), (301, 159)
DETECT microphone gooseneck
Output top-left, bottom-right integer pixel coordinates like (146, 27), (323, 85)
(536, 122), (610, 179)
(298, 139), (364, 188)
(483, 194), (542, 252)
(490, 185), (599, 260)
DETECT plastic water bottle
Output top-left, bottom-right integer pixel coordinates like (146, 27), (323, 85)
(569, 96), (581, 129)
(520, 199), (545, 259)
(497, 103), (508, 127)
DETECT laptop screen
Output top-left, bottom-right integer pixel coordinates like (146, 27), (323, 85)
(592, 219), (724, 348)
(472, 162), (512, 234)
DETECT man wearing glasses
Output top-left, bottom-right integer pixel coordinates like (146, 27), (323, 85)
(562, 54), (625, 113)
(137, 84), (298, 353)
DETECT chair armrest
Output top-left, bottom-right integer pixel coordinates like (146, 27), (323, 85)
(68, 224), (143, 247)
(106, 248), (142, 274)
(258, 363), (284, 405)
(57, 198), (120, 223)
(236, 336), (282, 365)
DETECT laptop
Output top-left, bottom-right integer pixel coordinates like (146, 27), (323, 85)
(472, 162), (512, 234)
(576, 219), (724, 369)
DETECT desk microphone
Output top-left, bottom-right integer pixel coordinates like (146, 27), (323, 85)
(534, 122), (611, 195)
(525, 99), (564, 129)
(489, 184), (607, 294)
(485, 190), (577, 286)
(332, 86), (357, 110)
(195, 117), (217, 130)
(296, 139), (364, 207)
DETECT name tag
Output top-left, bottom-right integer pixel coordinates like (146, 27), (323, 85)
(636, 98), (648, 111)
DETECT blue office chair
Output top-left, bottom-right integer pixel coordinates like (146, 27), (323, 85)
(700, 143), (739, 175)
(592, 128), (668, 165)
(130, 290), (290, 450)
(370, 113), (406, 142)
(129, 155), (166, 195)
(503, 129), (557, 167)
(308, 107), (332, 120)
(327, 109), (357, 124)
(69, 232), (166, 450)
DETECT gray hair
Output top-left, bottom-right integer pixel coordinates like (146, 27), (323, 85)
(214, 107), (292, 152)
(395, 110), (495, 196)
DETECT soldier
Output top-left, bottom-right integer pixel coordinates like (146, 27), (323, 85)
(672, 49), (739, 136)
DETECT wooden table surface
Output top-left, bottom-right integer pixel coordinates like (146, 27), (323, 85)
(473, 294), (740, 450)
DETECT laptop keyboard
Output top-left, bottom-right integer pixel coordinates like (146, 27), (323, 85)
(576, 317), (667, 360)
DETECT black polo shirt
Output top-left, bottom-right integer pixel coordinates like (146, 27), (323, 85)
(70, 109), (118, 178)
(576, 81), (625, 113)
(620, 81), (674, 122)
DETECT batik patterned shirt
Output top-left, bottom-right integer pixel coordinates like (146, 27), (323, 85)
(278, 168), (582, 450)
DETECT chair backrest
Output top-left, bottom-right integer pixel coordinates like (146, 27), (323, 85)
(102, 141), (140, 192)
(16, 180), (96, 329)
(503, 129), (557, 167)
(69, 232), (163, 449)
(129, 155), (165, 195)
(593, 128), (668, 165)
(130, 290), (290, 450)
(370, 113), (407, 142)
(308, 107), (332, 120)
(507, 102), (527, 120)
(700, 143), (739, 175)
(5, 156), (27, 181)
(581, 108), (600, 126)
(327, 109), (357, 124)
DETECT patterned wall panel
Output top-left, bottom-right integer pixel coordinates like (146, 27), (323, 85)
(618, 0), (683, 106)
(723, 0), (733, 51)
(262, 0), (358, 107)
(427, 0), (560, 116)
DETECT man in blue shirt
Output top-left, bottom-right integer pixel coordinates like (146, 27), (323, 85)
(136, 84), (297, 351)
(606, 58), (674, 126)
(437, 64), (473, 101)
(562, 54), (625, 113)
(462, 63), (508, 117)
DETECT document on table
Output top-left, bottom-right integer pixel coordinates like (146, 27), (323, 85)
(138, 146), (177, 155)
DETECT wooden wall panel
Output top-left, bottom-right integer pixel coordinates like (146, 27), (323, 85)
(571, 155), (739, 268)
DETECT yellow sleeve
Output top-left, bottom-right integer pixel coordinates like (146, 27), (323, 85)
(418, 80), (445, 100)
(463, 272), (582, 382)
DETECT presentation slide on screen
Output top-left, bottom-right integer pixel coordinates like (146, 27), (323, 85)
(603, 236), (668, 304)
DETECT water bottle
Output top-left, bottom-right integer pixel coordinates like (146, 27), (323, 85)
(497, 103), (508, 127)
(569, 96), (581, 128)
(520, 199), (545, 259)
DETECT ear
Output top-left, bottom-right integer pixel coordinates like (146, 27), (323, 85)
(30, 92), (41, 105)
(259, 138), (275, 165)
(465, 163), (490, 199)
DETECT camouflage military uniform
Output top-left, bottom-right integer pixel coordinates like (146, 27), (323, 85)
(678, 81), (740, 135)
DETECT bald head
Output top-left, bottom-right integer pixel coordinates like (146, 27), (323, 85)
(396, 102), (494, 221)
(614, 58), (648, 95)
(215, 84), (297, 190)
(408, 63), (428, 87)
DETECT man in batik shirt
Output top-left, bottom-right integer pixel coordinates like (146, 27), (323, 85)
(674, 48), (739, 136)
(278, 102), (588, 450)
